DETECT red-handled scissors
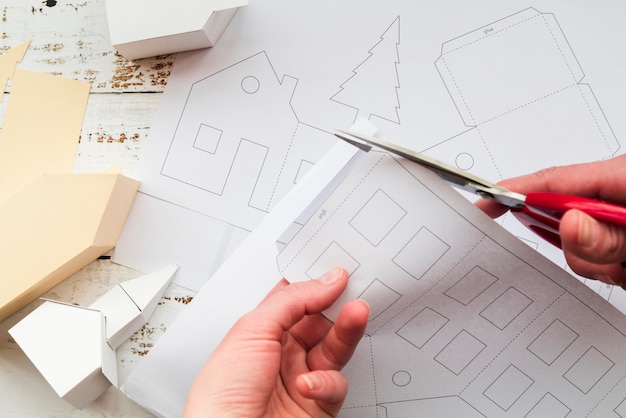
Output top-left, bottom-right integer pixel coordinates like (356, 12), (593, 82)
(335, 129), (626, 248)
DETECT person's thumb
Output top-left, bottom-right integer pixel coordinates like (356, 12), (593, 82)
(560, 209), (626, 265)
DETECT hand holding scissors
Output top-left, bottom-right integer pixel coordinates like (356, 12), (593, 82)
(336, 130), (626, 286)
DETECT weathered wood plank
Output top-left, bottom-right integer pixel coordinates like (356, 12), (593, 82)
(75, 92), (162, 175)
(0, 0), (174, 92)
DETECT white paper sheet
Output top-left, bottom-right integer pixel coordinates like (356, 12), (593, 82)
(121, 140), (363, 417)
(113, 0), (626, 300)
(123, 139), (626, 417)
(278, 150), (626, 417)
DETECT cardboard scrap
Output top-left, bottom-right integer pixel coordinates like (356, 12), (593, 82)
(0, 40), (29, 94)
(0, 171), (140, 322)
(0, 68), (91, 201)
(105, 0), (248, 60)
(8, 265), (177, 409)
(0, 42), (140, 322)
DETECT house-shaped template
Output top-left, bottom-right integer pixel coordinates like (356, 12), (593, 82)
(159, 51), (336, 230)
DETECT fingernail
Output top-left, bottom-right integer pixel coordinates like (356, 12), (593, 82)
(300, 373), (321, 390)
(318, 267), (344, 284)
(578, 212), (599, 247)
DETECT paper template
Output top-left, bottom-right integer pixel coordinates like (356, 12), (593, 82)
(419, 8), (626, 308)
(0, 68), (91, 201)
(114, 1), (626, 297)
(278, 150), (626, 417)
(121, 141), (362, 417)
(122, 139), (626, 417)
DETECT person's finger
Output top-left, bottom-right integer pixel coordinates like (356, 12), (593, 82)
(295, 370), (348, 416)
(563, 251), (626, 286)
(242, 268), (350, 341)
(289, 313), (333, 350)
(474, 197), (510, 219)
(307, 299), (370, 371)
(497, 158), (626, 201)
(559, 209), (626, 285)
(560, 209), (626, 264)
(475, 154), (626, 218)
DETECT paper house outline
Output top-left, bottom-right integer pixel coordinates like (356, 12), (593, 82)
(105, 0), (248, 60)
(9, 265), (178, 409)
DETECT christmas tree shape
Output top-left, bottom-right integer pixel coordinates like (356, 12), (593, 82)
(332, 17), (400, 123)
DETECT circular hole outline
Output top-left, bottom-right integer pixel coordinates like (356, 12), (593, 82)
(392, 370), (411, 387)
(241, 76), (260, 94)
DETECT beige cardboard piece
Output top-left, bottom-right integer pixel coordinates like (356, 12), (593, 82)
(0, 172), (140, 322)
(105, 0), (247, 60)
(0, 40), (29, 94)
(0, 68), (91, 201)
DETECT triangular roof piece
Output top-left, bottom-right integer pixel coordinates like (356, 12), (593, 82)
(89, 265), (178, 349)
(120, 264), (179, 317)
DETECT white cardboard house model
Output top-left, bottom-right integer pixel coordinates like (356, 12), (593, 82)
(105, 0), (248, 60)
(9, 265), (179, 409)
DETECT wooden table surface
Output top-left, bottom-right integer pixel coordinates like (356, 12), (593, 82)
(0, 1), (194, 416)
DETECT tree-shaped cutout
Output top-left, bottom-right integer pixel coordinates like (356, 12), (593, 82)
(332, 17), (400, 124)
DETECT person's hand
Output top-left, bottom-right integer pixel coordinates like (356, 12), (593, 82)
(475, 154), (626, 287)
(182, 267), (370, 418)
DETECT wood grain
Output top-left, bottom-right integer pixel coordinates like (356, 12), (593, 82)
(0, 0), (174, 92)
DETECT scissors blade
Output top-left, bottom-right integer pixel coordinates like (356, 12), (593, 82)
(335, 129), (526, 209)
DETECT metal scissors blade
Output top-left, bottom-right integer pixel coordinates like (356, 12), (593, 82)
(335, 129), (526, 209)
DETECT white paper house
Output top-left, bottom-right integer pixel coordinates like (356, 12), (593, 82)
(9, 302), (116, 409)
(105, 0), (248, 60)
(9, 265), (178, 409)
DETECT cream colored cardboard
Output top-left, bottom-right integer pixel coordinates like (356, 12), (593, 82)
(0, 172), (139, 322)
(0, 68), (91, 201)
(105, 0), (247, 60)
(9, 266), (177, 409)
(0, 40), (29, 95)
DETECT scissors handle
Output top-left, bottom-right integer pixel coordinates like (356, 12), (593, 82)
(511, 192), (626, 248)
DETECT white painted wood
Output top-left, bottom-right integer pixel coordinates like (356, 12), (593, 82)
(0, 0), (193, 415)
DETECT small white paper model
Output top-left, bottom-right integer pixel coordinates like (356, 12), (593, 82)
(9, 265), (178, 409)
(105, 0), (248, 60)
